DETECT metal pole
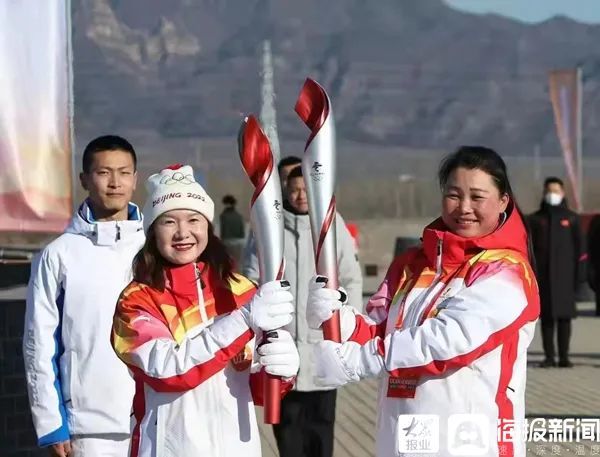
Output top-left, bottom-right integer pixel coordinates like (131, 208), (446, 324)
(576, 66), (583, 211)
(260, 40), (281, 165)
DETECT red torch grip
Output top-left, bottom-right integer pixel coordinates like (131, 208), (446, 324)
(263, 372), (282, 424)
(322, 310), (341, 342)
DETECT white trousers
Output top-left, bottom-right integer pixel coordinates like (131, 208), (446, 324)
(70, 434), (130, 457)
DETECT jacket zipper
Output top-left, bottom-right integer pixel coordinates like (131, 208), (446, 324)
(194, 264), (222, 456)
(194, 264), (209, 324)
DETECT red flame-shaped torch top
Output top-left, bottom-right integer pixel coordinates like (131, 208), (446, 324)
(238, 115), (274, 205)
(295, 78), (330, 150)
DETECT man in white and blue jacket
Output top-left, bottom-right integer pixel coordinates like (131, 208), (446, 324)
(23, 135), (145, 457)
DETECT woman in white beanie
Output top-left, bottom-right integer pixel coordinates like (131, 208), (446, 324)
(111, 164), (299, 457)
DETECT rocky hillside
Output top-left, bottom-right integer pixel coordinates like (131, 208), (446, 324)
(72, 0), (600, 157)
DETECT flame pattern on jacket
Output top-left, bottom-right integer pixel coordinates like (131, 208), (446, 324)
(348, 205), (540, 457)
(112, 263), (279, 457)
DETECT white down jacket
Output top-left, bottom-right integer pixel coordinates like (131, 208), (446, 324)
(23, 202), (145, 446)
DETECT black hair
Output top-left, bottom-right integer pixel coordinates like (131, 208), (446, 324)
(544, 176), (564, 188)
(222, 194), (237, 206)
(287, 166), (303, 180)
(439, 146), (514, 198)
(277, 156), (302, 174)
(82, 135), (137, 173)
(438, 146), (536, 265)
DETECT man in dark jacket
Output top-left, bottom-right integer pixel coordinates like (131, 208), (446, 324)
(528, 177), (584, 368)
(219, 195), (245, 266)
(586, 214), (600, 316)
(219, 195), (245, 240)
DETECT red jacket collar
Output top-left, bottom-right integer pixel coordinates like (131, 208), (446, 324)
(164, 262), (207, 298)
(162, 262), (252, 316)
(421, 203), (529, 268)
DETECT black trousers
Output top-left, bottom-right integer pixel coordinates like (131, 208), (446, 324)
(540, 317), (572, 362)
(272, 390), (337, 457)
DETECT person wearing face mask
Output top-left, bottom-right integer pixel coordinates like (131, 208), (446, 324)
(243, 165), (363, 457)
(111, 164), (300, 457)
(528, 177), (585, 368)
(306, 146), (539, 457)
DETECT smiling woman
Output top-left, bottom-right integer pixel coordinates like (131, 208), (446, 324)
(306, 146), (541, 457)
(155, 210), (210, 264)
(439, 146), (511, 239)
(111, 164), (300, 457)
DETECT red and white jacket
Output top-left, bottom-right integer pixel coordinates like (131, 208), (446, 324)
(112, 263), (289, 457)
(349, 206), (540, 457)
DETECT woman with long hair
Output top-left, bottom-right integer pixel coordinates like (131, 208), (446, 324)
(112, 164), (299, 457)
(307, 146), (540, 457)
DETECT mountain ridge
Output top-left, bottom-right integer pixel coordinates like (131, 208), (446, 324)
(72, 0), (600, 156)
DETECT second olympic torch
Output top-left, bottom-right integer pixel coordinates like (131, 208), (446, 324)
(295, 78), (341, 343)
(238, 115), (285, 424)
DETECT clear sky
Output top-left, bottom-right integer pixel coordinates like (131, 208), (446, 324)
(444, 0), (600, 24)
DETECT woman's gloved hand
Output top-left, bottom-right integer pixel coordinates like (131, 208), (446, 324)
(257, 330), (300, 379)
(314, 339), (385, 389)
(242, 280), (294, 333)
(306, 275), (348, 330)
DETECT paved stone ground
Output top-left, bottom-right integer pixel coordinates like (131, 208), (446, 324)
(257, 303), (600, 456)
(3, 286), (596, 456)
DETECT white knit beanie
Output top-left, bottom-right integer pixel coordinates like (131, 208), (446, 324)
(142, 164), (214, 232)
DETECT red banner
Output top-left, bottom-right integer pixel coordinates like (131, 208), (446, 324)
(548, 69), (582, 211)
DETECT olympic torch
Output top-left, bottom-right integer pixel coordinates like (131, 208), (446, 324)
(295, 78), (341, 343)
(238, 115), (285, 424)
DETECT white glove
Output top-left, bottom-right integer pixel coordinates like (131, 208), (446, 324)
(306, 275), (347, 330)
(257, 330), (299, 379)
(242, 280), (294, 332)
(314, 339), (385, 389)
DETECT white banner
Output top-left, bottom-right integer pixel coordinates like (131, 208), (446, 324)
(548, 68), (583, 211)
(0, 0), (73, 233)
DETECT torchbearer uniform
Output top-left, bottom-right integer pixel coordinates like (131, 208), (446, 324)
(318, 205), (539, 457)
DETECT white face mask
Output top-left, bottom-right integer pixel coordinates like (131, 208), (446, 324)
(544, 192), (563, 206)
